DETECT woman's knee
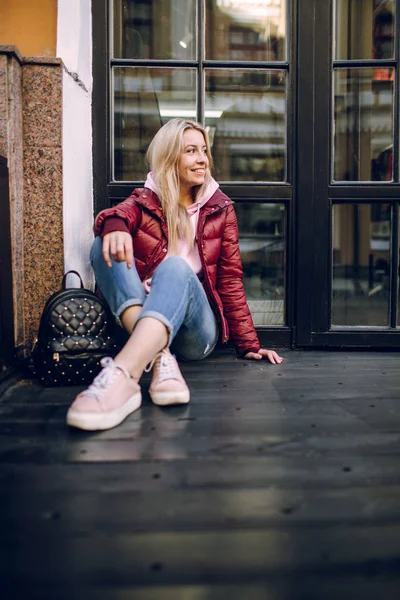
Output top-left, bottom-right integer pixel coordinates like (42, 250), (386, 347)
(173, 335), (217, 361)
(154, 256), (193, 281)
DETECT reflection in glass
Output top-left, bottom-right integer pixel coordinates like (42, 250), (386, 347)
(113, 0), (196, 60)
(332, 203), (390, 327)
(334, 68), (394, 182)
(113, 68), (197, 181)
(235, 203), (285, 326)
(335, 0), (395, 60)
(205, 70), (286, 182)
(206, 0), (286, 61)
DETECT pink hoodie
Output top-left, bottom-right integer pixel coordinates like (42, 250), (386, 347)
(143, 172), (219, 293)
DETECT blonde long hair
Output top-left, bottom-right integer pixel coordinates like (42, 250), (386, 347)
(146, 119), (213, 253)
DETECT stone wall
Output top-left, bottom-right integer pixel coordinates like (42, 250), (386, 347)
(0, 46), (64, 347)
(22, 57), (64, 344)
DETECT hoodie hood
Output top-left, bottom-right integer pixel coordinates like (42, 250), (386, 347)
(144, 172), (160, 197)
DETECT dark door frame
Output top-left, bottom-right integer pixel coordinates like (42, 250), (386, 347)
(92, 0), (400, 349)
(0, 156), (15, 367)
(296, 0), (400, 348)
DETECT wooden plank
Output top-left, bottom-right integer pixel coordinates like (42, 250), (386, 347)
(0, 397), (368, 422)
(2, 526), (400, 586)
(1, 456), (400, 493)
(0, 411), (375, 438)
(3, 378), (400, 407)
(3, 486), (400, 535)
(5, 579), (399, 600)
(1, 429), (400, 464)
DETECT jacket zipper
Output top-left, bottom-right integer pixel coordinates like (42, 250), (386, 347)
(143, 210), (169, 279)
(138, 193), (231, 343)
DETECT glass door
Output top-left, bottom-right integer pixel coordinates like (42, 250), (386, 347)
(296, 0), (400, 347)
(93, 0), (295, 347)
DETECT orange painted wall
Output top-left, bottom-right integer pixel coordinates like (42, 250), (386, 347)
(0, 0), (57, 57)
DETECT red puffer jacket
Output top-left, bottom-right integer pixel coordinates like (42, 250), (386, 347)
(94, 187), (260, 356)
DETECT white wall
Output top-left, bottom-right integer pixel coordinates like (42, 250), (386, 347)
(57, 0), (94, 289)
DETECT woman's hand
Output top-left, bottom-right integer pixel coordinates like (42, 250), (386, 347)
(244, 349), (283, 364)
(102, 231), (134, 269)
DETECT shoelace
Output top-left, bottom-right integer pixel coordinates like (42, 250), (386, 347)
(85, 357), (130, 399)
(145, 350), (180, 382)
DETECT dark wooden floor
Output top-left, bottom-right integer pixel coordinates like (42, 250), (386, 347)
(1, 349), (400, 599)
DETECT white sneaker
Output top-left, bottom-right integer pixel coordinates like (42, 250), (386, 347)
(147, 349), (190, 406)
(66, 357), (141, 430)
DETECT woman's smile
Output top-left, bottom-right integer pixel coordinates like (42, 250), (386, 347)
(178, 129), (209, 191)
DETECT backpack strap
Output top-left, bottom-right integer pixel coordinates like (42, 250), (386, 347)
(62, 270), (84, 290)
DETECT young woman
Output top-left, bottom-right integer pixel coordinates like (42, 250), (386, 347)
(67, 119), (283, 431)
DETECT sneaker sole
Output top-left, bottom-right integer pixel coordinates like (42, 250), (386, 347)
(149, 389), (190, 406)
(66, 391), (142, 431)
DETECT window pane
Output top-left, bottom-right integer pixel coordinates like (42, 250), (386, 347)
(113, 0), (196, 59)
(335, 0), (395, 60)
(206, 0), (287, 61)
(334, 68), (394, 182)
(113, 67), (197, 181)
(235, 203), (286, 326)
(205, 70), (286, 182)
(332, 203), (390, 327)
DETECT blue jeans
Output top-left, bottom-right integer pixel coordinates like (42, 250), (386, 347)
(90, 237), (219, 361)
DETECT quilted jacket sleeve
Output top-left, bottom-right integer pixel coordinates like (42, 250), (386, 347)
(216, 205), (260, 356)
(93, 192), (142, 237)
(100, 217), (130, 238)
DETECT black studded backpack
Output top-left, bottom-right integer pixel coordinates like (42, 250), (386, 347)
(33, 270), (119, 386)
